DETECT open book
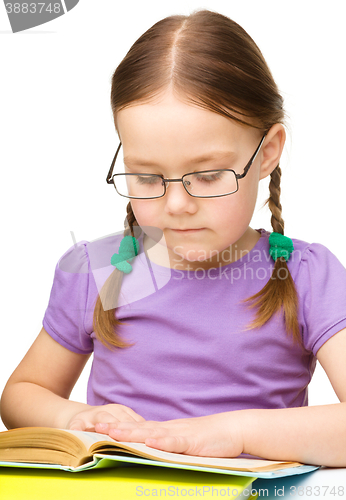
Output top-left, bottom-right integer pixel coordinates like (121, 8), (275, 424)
(0, 426), (317, 478)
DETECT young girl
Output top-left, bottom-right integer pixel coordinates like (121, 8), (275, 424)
(1, 9), (346, 467)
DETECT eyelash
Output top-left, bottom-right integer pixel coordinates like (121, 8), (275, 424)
(135, 171), (226, 185)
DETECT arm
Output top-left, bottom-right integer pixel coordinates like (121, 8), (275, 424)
(0, 327), (92, 429)
(242, 327), (346, 466)
(95, 328), (346, 467)
(0, 327), (145, 430)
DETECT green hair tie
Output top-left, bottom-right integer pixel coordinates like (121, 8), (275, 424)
(111, 235), (139, 274)
(269, 232), (294, 262)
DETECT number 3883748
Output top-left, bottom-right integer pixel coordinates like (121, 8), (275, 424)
(5, 3), (62, 14)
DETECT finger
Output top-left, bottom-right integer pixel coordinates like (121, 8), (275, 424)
(76, 413), (119, 435)
(116, 420), (161, 430)
(107, 424), (166, 443)
(95, 421), (136, 436)
(96, 419), (163, 437)
(70, 412), (120, 432)
(145, 436), (189, 454)
(95, 419), (136, 435)
(94, 421), (125, 435)
(97, 419), (157, 433)
(113, 407), (146, 423)
(94, 411), (120, 425)
(95, 423), (110, 434)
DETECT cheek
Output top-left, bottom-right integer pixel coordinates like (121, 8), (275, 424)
(231, 176), (259, 219)
(130, 201), (160, 226)
(211, 188), (256, 226)
(207, 186), (258, 247)
(130, 200), (166, 244)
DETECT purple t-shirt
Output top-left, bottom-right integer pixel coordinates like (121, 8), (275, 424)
(43, 229), (346, 421)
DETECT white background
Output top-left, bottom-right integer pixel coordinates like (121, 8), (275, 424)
(0, 1), (345, 433)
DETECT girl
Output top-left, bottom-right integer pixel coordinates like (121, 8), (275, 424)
(1, 9), (346, 467)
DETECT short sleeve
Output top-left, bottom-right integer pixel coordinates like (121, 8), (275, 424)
(42, 241), (94, 354)
(296, 243), (346, 355)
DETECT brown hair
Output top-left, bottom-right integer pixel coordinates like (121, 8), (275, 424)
(93, 9), (300, 350)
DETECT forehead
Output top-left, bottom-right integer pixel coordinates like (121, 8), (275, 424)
(116, 91), (252, 154)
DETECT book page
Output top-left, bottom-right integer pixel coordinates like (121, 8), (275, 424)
(62, 429), (302, 473)
(0, 428), (304, 472)
(62, 429), (302, 472)
(61, 429), (118, 450)
(97, 442), (302, 472)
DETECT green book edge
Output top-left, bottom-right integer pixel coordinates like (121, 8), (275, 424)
(0, 452), (319, 479)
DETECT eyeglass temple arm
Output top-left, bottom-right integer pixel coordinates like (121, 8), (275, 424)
(106, 143), (122, 184)
(236, 134), (267, 180)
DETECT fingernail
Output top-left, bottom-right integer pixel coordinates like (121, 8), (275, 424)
(96, 423), (108, 430)
(110, 428), (123, 436)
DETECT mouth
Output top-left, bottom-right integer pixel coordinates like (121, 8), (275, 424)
(170, 228), (205, 233)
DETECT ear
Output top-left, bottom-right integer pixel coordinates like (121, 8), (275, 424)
(259, 124), (286, 180)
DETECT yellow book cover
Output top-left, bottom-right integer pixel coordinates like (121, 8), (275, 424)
(0, 465), (258, 500)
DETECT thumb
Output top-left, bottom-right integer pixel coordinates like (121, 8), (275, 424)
(68, 418), (90, 431)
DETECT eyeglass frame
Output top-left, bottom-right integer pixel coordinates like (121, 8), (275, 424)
(106, 133), (267, 199)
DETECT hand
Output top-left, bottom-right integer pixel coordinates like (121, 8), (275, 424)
(66, 404), (146, 432)
(95, 411), (244, 457)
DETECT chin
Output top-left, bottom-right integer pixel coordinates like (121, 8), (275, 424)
(176, 249), (214, 263)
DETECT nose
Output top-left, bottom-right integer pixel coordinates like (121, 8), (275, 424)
(163, 179), (198, 215)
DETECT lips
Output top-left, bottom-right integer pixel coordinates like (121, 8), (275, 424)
(170, 228), (204, 232)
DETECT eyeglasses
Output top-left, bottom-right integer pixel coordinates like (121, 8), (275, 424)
(106, 134), (266, 199)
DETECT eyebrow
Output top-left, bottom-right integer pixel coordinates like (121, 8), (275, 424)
(123, 151), (237, 168)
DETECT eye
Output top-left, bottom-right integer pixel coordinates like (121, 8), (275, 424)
(135, 175), (161, 185)
(194, 170), (225, 183)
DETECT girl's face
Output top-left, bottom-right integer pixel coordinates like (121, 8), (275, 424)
(116, 90), (282, 270)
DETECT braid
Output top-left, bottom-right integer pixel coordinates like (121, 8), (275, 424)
(267, 166), (284, 234)
(125, 202), (138, 237)
(243, 164), (301, 345)
(92, 203), (140, 350)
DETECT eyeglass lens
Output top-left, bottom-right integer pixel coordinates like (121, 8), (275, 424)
(113, 171), (238, 198)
